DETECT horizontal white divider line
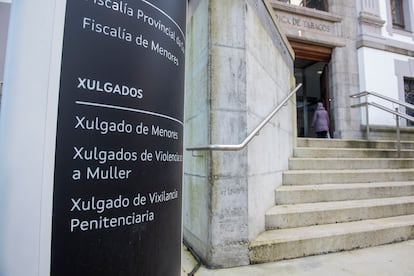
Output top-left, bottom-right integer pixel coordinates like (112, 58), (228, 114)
(75, 101), (183, 126)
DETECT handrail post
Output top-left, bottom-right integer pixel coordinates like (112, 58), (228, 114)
(350, 90), (414, 147)
(396, 107), (401, 158)
(365, 94), (370, 140)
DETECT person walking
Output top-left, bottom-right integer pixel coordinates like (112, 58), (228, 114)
(312, 102), (330, 138)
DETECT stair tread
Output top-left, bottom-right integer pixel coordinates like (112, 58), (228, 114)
(267, 196), (414, 215)
(297, 138), (414, 147)
(297, 138), (414, 143)
(276, 181), (414, 191)
(284, 168), (414, 174)
(296, 147), (414, 150)
(251, 138), (414, 263)
(293, 147), (414, 158)
(290, 157), (414, 160)
(252, 214), (414, 245)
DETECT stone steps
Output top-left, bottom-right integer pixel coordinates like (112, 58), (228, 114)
(297, 138), (414, 150)
(249, 138), (414, 264)
(275, 181), (414, 204)
(249, 215), (414, 263)
(283, 168), (414, 185)
(289, 158), (414, 170)
(293, 147), (414, 158)
(266, 196), (414, 229)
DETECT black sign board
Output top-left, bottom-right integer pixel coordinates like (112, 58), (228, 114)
(51, 1), (186, 275)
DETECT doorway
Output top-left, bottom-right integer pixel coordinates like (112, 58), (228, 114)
(295, 59), (332, 137)
(289, 40), (333, 138)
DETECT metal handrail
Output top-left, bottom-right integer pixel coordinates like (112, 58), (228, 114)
(351, 90), (414, 112)
(186, 83), (302, 151)
(351, 101), (414, 122)
(350, 90), (414, 157)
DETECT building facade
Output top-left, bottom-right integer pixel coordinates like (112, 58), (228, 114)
(184, 0), (414, 268)
(1, 0), (414, 270)
(271, 0), (361, 139)
(271, 0), (414, 139)
(357, 0), (414, 132)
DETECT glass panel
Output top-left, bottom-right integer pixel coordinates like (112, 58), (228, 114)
(304, 0), (327, 11)
(295, 60), (330, 137)
(278, 0), (328, 12)
(404, 78), (414, 126)
(391, 0), (405, 28)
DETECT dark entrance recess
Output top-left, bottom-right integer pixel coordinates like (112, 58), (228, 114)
(277, 0), (328, 12)
(291, 41), (333, 138)
(301, 0), (328, 12)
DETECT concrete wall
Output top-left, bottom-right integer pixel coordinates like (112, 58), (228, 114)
(183, 0), (295, 268)
(208, 0), (250, 267)
(244, 0), (295, 241)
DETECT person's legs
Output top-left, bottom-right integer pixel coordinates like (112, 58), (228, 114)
(316, 131), (328, 138)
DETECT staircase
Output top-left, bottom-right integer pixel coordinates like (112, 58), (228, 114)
(249, 138), (414, 263)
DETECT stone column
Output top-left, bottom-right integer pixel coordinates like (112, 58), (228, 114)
(358, 0), (385, 38)
(359, 0), (381, 14)
(329, 0), (361, 138)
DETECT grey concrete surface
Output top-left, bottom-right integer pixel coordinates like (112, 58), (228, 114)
(182, 240), (414, 275)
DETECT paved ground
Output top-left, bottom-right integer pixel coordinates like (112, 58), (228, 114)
(181, 240), (414, 276)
